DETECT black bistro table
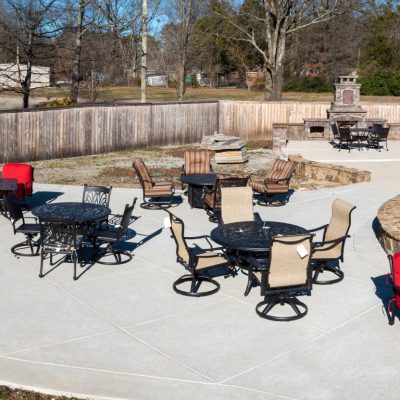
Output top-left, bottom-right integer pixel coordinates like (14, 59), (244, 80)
(211, 220), (308, 295)
(32, 202), (111, 225)
(180, 173), (216, 208)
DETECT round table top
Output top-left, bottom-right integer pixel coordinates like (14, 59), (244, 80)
(180, 173), (216, 186)
(32, 202), (111, 223)
(210, 221), (308, 252)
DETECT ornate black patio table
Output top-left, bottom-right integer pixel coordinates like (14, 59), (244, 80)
(180, 173), (216, 208)
(210, 221), (307, 254)
(32, 202), (111, 224)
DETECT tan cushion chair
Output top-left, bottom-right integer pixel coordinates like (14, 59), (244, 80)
(165, 210), (232, 297)
(309, 198), (356, 284)
(221, 186), (254, 224)
(183, 150), (212, 175)
(250, 159), (295, 206)
(249, 234), (314, 321)
(133, 159), (175, 209)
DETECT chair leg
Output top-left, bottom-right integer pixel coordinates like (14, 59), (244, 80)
(73, 250), (78, 280)
(11, 234), (40, 257)
(256, 295), (308, 321)
(312, 261), (344, 285)
(39, 249), (45, 278)
(173, 274), (220, 297)
(389, 300), (396, 325)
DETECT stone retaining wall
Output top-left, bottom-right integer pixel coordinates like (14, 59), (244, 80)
(377, 195), (400, 254)
(289, 154), (371, 185)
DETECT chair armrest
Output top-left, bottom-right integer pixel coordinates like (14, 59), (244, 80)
(312, 235), (350, 252)
(306, 224), (328, 234)
(186, 234), (218, 249)
(203, 186), (214, 195)
(24, 216), (38, 223)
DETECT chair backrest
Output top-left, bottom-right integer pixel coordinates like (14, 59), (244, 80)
(265, 159), (294, 183)
(378, 126), (390, 139)
(372, 123), (383, 132)
(183, 150), (212, 175)
(117, 198), (137, 238)
(133, 159), (154, 189)
(331, 123), (339, 138)
(1, 163), (34, 199)
(82, 184), (112, 207)
(166, 211), (190, 265)
(210, 174), (249, 209)
(325, 198), (356, 242)
(267, 234), (313, 290)
(338, 126), (351, 140)
(221, 186), (254, 224)
(39, 216), (78, 251)
(4, 194), (23, 224)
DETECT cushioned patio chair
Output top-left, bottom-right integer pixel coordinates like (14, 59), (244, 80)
(309, 198), (356, 285)
(204, 174), (250, 222)
(221, 186), (256, 224)
(133, 159), (175, 209)
(181, 150), (213, 190)
(4, 194), (40, 256)
(388, 252), (400, 325)
(166, 210), (231, 297)
(248, 234), (313, 321)
(90, 198), (137, 265)
(250, 159), (294, 206)
(1, 163), (34, 200)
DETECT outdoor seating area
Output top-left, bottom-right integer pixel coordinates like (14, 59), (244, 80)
(0, 143), (400, 399)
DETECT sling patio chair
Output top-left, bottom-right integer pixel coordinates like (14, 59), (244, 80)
(338, 126), (357, 152)
(204, 173), (250, 222)
(133, 159), (175, 209)
(4, 194), (41, 257)
(308, 198), (356, 285)
(220, 186), (259, 224)
(368, 125), (390, 151)
(165, 210), (232, 297)
(181, 150), (213, 190)
(250, 159), (295, 206)
(248, 234), (314, 321)
(1, 163), (34, 201)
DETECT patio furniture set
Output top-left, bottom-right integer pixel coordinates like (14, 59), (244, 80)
(332, 122), (390, 152)
(0, 163), (137, 280)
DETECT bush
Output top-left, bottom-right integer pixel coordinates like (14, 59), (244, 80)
(283, 77), (330, 93)
(42, 97), (73, 107)
(359, 71), (400, 96)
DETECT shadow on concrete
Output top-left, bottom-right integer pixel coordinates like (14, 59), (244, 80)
(371, 274), (393, 325)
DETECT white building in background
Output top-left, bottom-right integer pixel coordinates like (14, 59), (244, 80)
(0, 63), (50, 89)
(146, 74), (167, 87)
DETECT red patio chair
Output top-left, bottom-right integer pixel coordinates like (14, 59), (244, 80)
(388, 252), (400, 325)
(1, 163), (34, 200)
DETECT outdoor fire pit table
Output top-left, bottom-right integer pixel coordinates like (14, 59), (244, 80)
(32, 202), (111, 225)
(180, 173), (216, 208)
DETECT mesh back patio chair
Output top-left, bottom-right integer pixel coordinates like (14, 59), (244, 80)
(1, 163), (34, 200)
(388, 252), (400, 325)
(309, 198), (356, 284)
(166, 210), (231, 297)
(4, 194), (40, 257)
(250, 159), (295, 206)
(331, 123), (340, 142)
(133, 159), (175, 209)
(337, 126), (356, 152)
(248, 234), (313, 321)
(204, 173), (250, 222)
(90, 198), (137, 265)
(368, 125), (390, 151)
(181, 150), (213, 190)
(221, 186), (255, 224)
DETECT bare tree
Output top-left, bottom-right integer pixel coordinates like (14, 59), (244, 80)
(141, 0), (148, 102)
(0, 0), (60, 108)
(218, 0), (357, 100)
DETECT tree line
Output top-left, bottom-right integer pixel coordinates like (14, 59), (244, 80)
(0, 0), (399, 108)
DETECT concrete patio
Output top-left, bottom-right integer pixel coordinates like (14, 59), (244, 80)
(0, 143), (399, 400)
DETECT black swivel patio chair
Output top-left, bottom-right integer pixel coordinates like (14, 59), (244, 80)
(338, 126), (356, 152)
(90, 198), (137, 265)
(368, 126), (390, 151)
(166, 210), (231, 297)
(248, 234), (314, 321)
(4, 194), (40, 257)
(82, 184), (112, 225)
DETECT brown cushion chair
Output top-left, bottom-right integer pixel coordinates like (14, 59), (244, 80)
(309, 198), (356, 284)
(181, 150), (212, 189)
(248, 234), (314, 321)
(165, 210), (232, 297)
(250, 159), (295, 206)
(221, 186), (256, 224)
(204, 173), (250, 222)
(132, 159), (175, 209)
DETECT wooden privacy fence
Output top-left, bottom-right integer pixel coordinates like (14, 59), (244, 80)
(1, 100), (400, 163)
